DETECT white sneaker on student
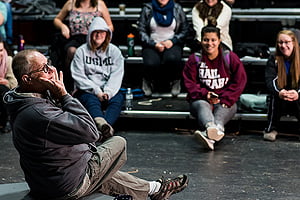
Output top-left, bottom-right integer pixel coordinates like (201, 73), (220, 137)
(171, 79), (181, 97)
(194, 130), (215, 150)
(142, 79), (152, 97)
(206, 124), (224, 142)
(263, 130), (278, 142)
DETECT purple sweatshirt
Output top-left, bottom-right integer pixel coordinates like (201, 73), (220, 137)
(183, 50), (247, 107)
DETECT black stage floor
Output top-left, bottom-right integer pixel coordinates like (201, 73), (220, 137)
(1, 118), (300, 200)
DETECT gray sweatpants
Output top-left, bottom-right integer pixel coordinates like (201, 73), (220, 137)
(71, 136), (150, 200)
(190, 100), (237, 129)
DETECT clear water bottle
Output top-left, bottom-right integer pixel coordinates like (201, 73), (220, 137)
(125, 88), (133, 110)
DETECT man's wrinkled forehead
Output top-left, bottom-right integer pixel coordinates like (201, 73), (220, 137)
(27, 51), (45, 64)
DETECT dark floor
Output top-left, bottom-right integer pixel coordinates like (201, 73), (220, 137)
(1, 118), (300, 200)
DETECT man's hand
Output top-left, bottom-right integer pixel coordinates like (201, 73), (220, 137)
(39, 67), (67, 99)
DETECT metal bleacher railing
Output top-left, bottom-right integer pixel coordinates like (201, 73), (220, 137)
(13, 7), (300, 23)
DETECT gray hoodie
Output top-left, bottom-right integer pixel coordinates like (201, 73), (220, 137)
(71, 17), (124, 99)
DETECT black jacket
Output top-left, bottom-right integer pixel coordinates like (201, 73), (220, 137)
(137, 2), (189, 48)
(265, 55), (300, 96)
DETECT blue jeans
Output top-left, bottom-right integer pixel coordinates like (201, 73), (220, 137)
(76, 91), (124, 125)
(4, 3), (12, 45)
(190, 100), (237, 130)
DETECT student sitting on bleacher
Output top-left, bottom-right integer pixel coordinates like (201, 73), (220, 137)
(264, 30), (300, 142)
(137, 0), (189, 97)
(192, 0), (232, 51)
(183, 23), (247, 151)
(71, 17), (123, 136)
(53, 0), (113, 92)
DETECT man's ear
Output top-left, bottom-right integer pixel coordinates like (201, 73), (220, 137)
(21, 75), (31, 83)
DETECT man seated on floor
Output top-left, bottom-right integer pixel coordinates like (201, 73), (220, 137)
(3, 49), (188, 200)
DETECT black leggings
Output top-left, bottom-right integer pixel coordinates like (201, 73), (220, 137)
(266, 95), (300, 132)
(142, 44), (183, 82)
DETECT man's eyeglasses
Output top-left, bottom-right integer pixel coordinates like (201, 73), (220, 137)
(277, 40), (293, 45)
(28, 63), (52, 76)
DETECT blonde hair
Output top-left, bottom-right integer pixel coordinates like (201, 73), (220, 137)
(275, 30), (300, 89)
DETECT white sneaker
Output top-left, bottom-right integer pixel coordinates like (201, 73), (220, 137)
(142, 79), (152, 96)
(207, 125), (224, 141)
(171, 79), (181, 97)
(194, 130), (215, 150)
(263, 130), (278, 141)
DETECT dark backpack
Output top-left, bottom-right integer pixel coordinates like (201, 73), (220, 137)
(234, 42), (270, 58)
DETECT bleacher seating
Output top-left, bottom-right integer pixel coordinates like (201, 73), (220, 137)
(11, 4), (300, 122)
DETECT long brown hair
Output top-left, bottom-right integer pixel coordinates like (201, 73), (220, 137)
(75, 0), (98, 8)
(195, 0), (223, 21)
(275, 30), (300, 89)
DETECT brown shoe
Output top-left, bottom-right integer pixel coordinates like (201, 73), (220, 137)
(150, 174), (188, 200)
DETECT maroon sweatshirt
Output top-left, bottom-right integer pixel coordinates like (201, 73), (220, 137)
(183, 50), (247, 107)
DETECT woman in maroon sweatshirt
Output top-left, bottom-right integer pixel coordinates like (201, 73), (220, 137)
(183, 24), (247, 150)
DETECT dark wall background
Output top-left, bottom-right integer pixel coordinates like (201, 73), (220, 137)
(12, 0), (300, 47)
(104, 0), (300, 8)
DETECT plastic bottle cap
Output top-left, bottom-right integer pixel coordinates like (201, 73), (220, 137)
(127, 33), (134, 38)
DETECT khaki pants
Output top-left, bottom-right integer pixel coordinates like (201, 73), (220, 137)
(71, 136), (150, 200)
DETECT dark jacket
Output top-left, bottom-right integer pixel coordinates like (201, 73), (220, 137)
(265, 55), (300, 96)
(4, 90), (99, 199)
(137, 2), (189, 48)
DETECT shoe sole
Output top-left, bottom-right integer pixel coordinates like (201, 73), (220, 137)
(207, 127), (224, 141)
(194, 131), (214, 150)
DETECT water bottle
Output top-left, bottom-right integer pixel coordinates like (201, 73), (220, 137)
(18, 35), (25, 52)
(127, 33), (135, 57)
(125, 88), (133, 110)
